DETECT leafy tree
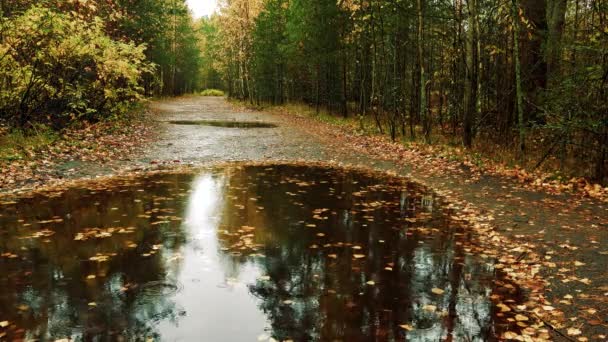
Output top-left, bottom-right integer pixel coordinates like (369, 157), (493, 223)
(0, 6), (152, 127)
(205, 0), (608, 183)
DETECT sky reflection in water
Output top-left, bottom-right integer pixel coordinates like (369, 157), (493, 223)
(0, 165), (518, 341)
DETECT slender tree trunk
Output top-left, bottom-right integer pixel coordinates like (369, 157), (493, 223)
(513, 0), (526, 160)
(547, 0), (568, 87)
(463, 0), (478, 147)
(417, 0), (429, 143)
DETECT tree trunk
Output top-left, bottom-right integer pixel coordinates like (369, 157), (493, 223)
(520, 0), (547, 123)
(417, 0), (429, 143)
(513, 0), (526, 160)
(463, 0), (478, 148)
(546, 0), (568, 86)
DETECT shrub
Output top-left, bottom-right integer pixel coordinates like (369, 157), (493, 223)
(0, 7), (154, 128)
(200, 89), (225, 96)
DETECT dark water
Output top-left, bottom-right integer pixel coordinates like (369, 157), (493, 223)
(0, 165), (520, 341)
(167, 120), (277, 128)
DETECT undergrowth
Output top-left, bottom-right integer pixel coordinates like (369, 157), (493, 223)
(200, 89), (225, 96)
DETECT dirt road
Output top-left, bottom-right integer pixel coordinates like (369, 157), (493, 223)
(142, 96), (607, 340)
(3, 95), (604, 340)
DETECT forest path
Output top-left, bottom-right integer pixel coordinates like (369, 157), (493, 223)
(142, 96), (331, 163)
(145, 96), (607, 339)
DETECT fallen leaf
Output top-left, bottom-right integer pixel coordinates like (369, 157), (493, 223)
(422, 304), (437, 312)
(399, 324), (414, 331)
(431, 288), (444, 295)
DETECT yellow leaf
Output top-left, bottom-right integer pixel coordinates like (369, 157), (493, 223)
(0, 321), (8, 327)
(399, 324), (414, 331)
(422, 304), (437, 312)
(431, 288), (445, 295)
(515, 314), (529, 321)
(567, 327), (582, 336)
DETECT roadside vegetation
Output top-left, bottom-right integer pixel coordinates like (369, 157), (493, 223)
(200, 89), (225, 96)
(203, 0), (608, 189)
(0, 0), (205, 178)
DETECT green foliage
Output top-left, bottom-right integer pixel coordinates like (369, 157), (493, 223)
(197, 16), (223, 91)
(200, 89), (225, 96)
(0, 124), (58, 161)
(0, 6), (153, 127)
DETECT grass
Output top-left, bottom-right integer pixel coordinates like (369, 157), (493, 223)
(255, 100), (592, 184)
(200, 89), (225, 97)
(0, 124), (58, 162)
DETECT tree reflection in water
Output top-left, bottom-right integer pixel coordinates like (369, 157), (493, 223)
(0, 175), (191, 340)
(0, 164), (519, 341)
(217, 165), (510, 341)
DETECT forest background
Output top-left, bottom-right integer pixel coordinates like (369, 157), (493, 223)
(1, 0), (607, 186)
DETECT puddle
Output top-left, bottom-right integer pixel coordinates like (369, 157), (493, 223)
(0, 165), (521, 341)
(167, 120), (277, 128)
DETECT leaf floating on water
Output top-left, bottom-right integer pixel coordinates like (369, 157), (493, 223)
(89, 253), (114, 262)
(542, 305), (555, 311)
(88, 302), (97, 307)
(422, 305), (437, 312)
(258, 275), (271, 281)
(566, 327), (582, 336)
(399, 324), (414, 331)
(0, 321), (8, 327)
(150, 220), (170, 226)
(86, 275), (96, 280)
(328, 254), (337, 259)
(366, 280), (375, 285)
(353, 254), (365, 259)
(574, 261), (586, 267)
(497, 303), (511, 312)
(431, 288), (444, 295)
(282, 300), (294, 305)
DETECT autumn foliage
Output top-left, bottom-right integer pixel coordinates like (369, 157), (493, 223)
(0, 0), (202, 129)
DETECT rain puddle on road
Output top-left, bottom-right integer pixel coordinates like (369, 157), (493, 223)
(0, 164), (520, 341)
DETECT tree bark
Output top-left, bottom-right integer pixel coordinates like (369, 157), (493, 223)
(546, 0), (568, 86)
(513, 0), (526, 160)
(463, 0), (478, 148)
(417, 0), (429, 143)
